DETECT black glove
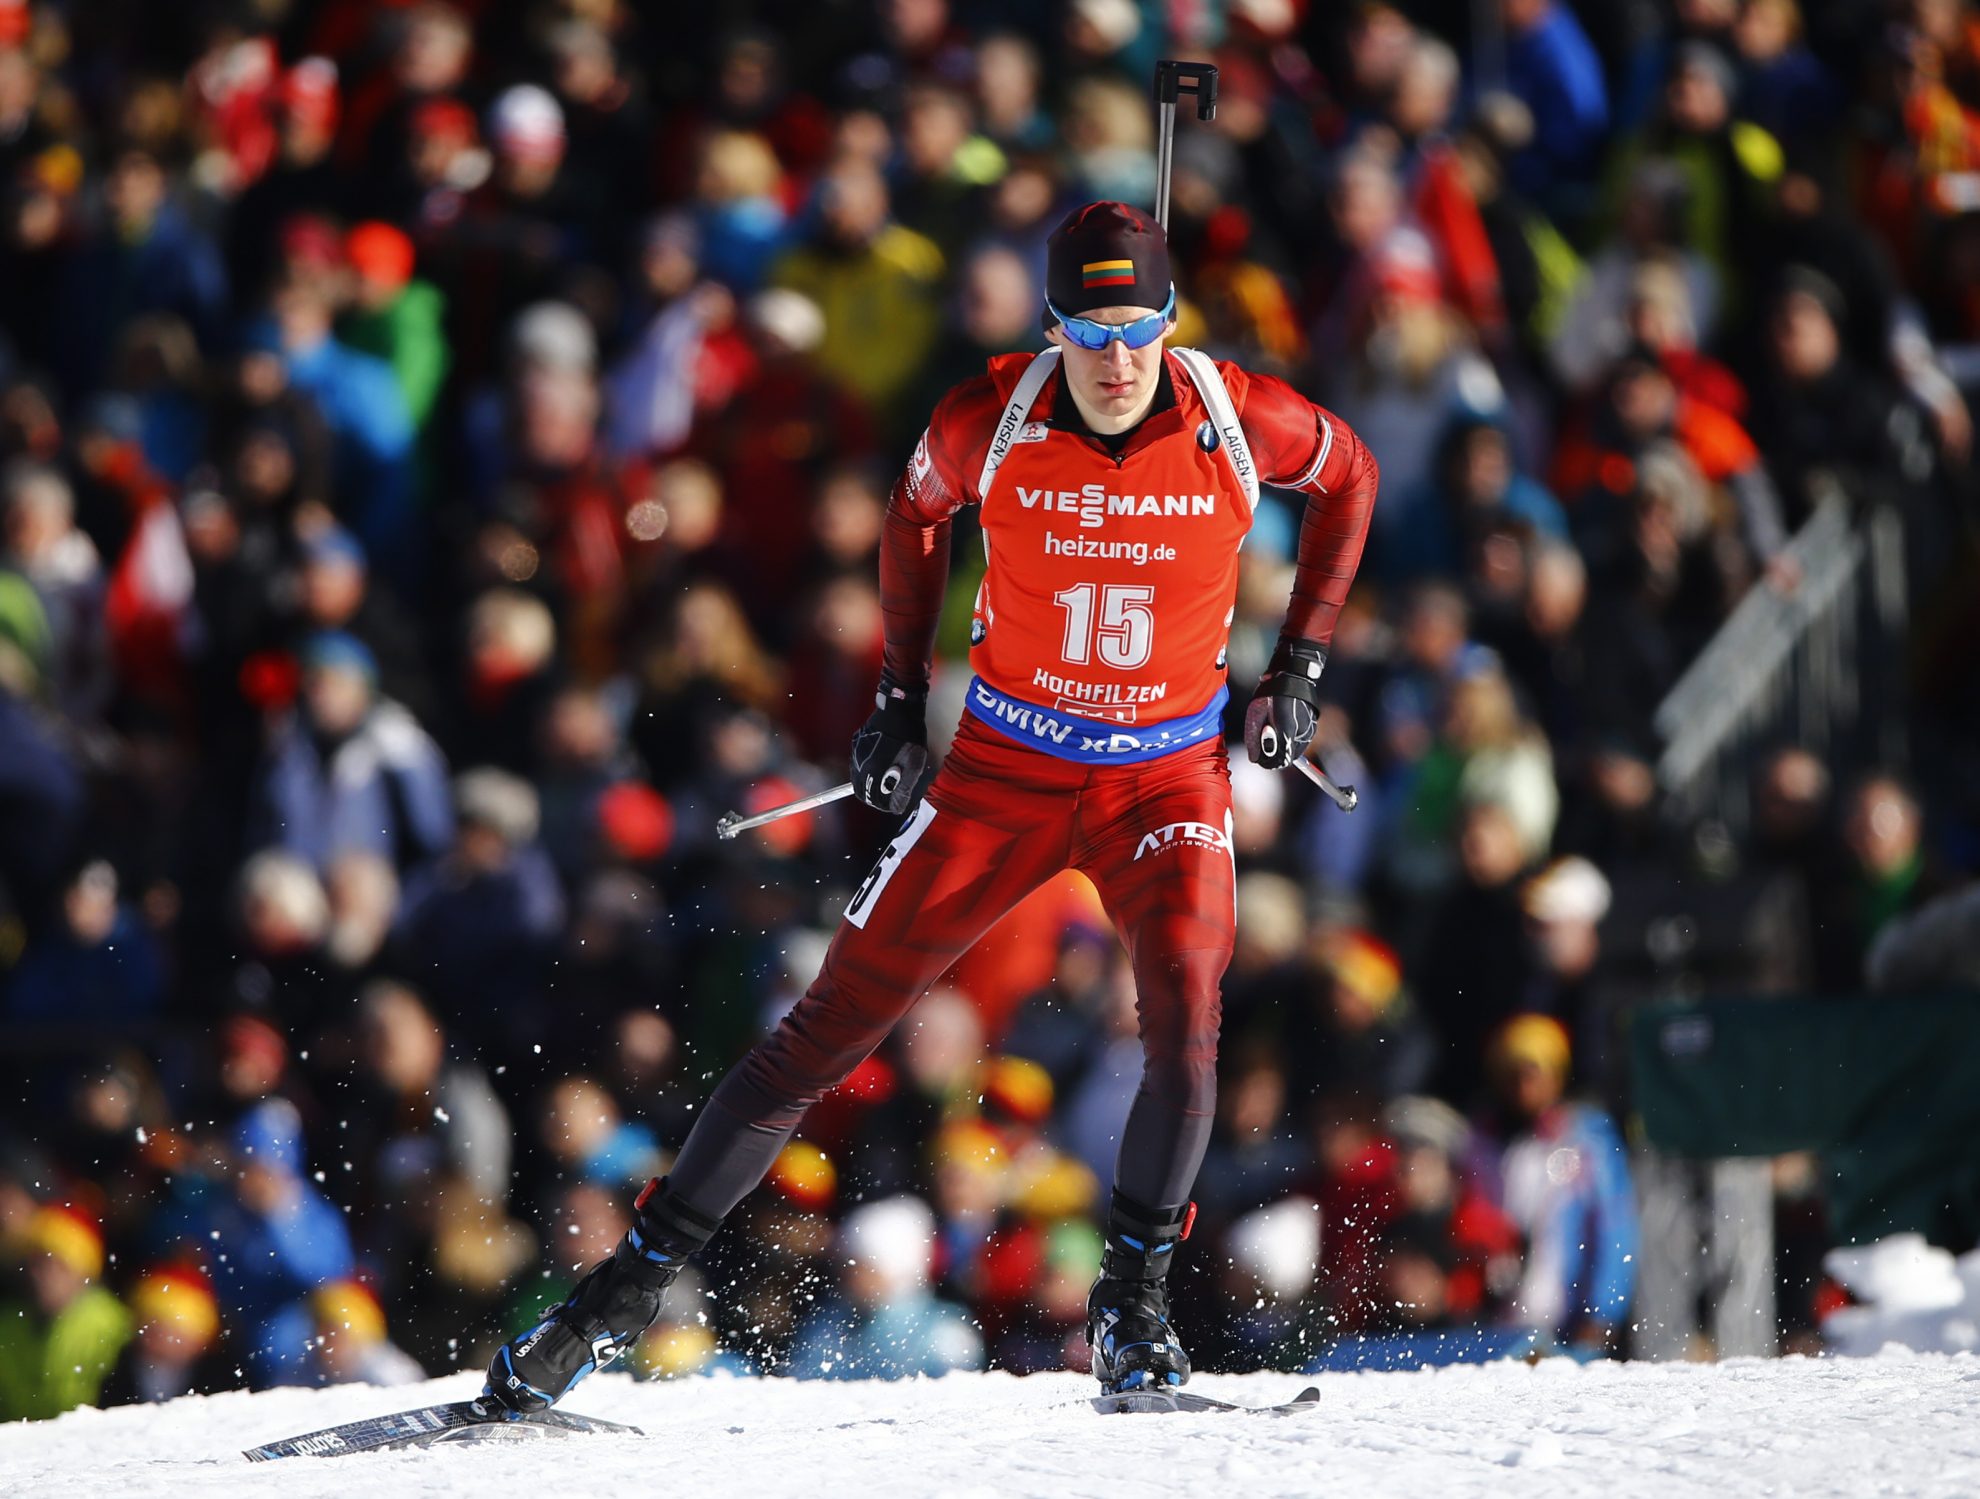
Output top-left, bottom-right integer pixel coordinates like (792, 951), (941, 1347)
(1244, 639), (1326, 770)
(850, 677), (935, 815)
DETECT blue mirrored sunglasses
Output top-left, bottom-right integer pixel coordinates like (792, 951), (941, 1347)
(1047, 287), (1177, 351)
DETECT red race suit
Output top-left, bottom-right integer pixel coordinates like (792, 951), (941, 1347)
(665, 348), (1378, 1216)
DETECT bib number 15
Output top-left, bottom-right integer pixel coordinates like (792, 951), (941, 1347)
(1054, 583), (1154, 669)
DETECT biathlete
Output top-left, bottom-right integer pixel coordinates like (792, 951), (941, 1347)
(479, 199), (1379, 1411)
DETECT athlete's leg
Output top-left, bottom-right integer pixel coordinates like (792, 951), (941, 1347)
(1076, 740), (1236, 1209)
(662, 718), (1078, 1222)
(483, 720), (1079, 1414)
(1072, 739), (1236, 1391)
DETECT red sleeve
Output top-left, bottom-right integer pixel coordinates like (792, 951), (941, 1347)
(1240, 372), (1380, 650)
(879, 375), (996, 688)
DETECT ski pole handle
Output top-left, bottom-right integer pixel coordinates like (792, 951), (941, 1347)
(1295, 756), (1358, 813)
(716, 782), (855, 840)
(1152, 59), (1218, 232)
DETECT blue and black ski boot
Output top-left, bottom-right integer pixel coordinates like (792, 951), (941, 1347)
(1086, 1190), (1195, 1393)
(477, 1179), (718, 1417)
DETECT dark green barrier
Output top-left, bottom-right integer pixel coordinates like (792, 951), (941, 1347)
(1632, 993), (1980, 1247)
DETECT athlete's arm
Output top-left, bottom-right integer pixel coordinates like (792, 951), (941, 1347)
(1236, 371), (1380, 768)
(879, 377), (993, 690)
(1239, 371), (1380, 650)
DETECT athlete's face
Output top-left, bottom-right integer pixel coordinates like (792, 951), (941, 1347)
(1048, 302), (1172, 434)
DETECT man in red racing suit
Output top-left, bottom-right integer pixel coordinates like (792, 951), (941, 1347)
(481, 200), (1379, 1410)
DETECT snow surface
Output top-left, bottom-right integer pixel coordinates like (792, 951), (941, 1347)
(5, 1354), (1980, 1499)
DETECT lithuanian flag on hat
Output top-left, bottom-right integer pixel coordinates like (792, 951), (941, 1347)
(1082, 258), (1136, 288)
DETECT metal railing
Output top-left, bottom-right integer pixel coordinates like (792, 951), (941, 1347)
(1654, 478), (1909, 830)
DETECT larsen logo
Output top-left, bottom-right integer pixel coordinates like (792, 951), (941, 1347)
(1133, 820), (1232, 860)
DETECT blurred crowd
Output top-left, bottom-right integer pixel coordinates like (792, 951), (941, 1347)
(5, 0), (1980, 1420)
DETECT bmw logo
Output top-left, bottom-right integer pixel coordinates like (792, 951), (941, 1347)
(1196, 421), (1219, 452)
(970, 618), (987, 645)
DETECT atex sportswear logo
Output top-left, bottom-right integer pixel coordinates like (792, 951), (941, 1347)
(1133, 820), (1232, 860)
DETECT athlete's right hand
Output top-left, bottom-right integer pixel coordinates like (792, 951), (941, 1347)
(851, 677), (935, 815)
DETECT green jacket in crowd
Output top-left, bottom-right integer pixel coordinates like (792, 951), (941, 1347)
(0, 1287), (133, 1421)
(341, 279), (451, 432)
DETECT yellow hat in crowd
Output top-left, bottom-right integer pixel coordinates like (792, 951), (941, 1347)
(312, 1279), (387, 1345)
(766, 1140), (837, 1213)
(1490, 1013), (1573, 1080)
(24, 1205), (104, 1280)
(1324, 929), (1404, 1012)
(130, 1268), (221, 1350)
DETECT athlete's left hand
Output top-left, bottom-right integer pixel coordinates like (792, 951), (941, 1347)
(851, 676), (935, 815)
(1244, 639), (1326, 770)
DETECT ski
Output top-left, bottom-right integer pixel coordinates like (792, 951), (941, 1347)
(243, 1399), (644, 1460)
(1090, 1384), (1321, 1416)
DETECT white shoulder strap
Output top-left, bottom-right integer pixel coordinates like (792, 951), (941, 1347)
(1169, 347), (1259, 511)
(975, 348), (1061, 502)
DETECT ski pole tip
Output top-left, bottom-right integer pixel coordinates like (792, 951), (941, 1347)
(715, 813), (741, 840)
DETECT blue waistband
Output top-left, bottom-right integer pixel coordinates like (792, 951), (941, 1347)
(963, 677), (1229, 763)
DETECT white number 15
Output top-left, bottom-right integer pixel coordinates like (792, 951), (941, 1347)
(1053, 583), (1154, 670)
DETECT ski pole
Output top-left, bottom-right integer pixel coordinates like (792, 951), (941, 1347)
(716, 782), (854, 840)
(1295, 756), (1358, 813)
(1153, 60), (1219, 232)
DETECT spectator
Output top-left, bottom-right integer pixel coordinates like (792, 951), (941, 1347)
(268, 277), (416, 570)
(604, 214), (747, 461)
(1811, 774), (1951, 989)
(1467, 1016), (1637, 1351)
(1414, 798), (1543, 1101)
(4, 859), (166, 1026)
(351, 980), (511, 1205)
(0, 1205), (131, 1420)
(177, 1098), (354, 1388)
(1384, 410), (1568, 586)
(227, 57), (344, 308)
(58, 145), (228, 398)
(293, 522), (432, 724)
(0, 631), (87, 926)
(246, 630), (454, 873)
(772, 155), (945, 426)
(790, 1196), (985, 1379)
(308, 1279), (425, 1387)
(102, 1266), (225, 1405)
(395, 767), (565, 1048)
(1297, 929), (1438, 1104)
(2, 461), (106, 732)
(1556, 341), (1788, 578)
(340, 222), (450, 433)
(1747, 267), (1924, 524)
(690, 130), (790, 295)
(1501, 0), (1611, 204)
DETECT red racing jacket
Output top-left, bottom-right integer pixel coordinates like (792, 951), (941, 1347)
(882, 347), (1378, 740)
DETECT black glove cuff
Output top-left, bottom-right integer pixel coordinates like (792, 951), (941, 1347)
(873, 675), (929, 731)
(1260, 639), (1328, 707)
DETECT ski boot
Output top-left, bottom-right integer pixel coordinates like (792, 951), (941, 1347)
(1086, 1190), (1194, 1393)
(477, 1178), (718, 1417)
